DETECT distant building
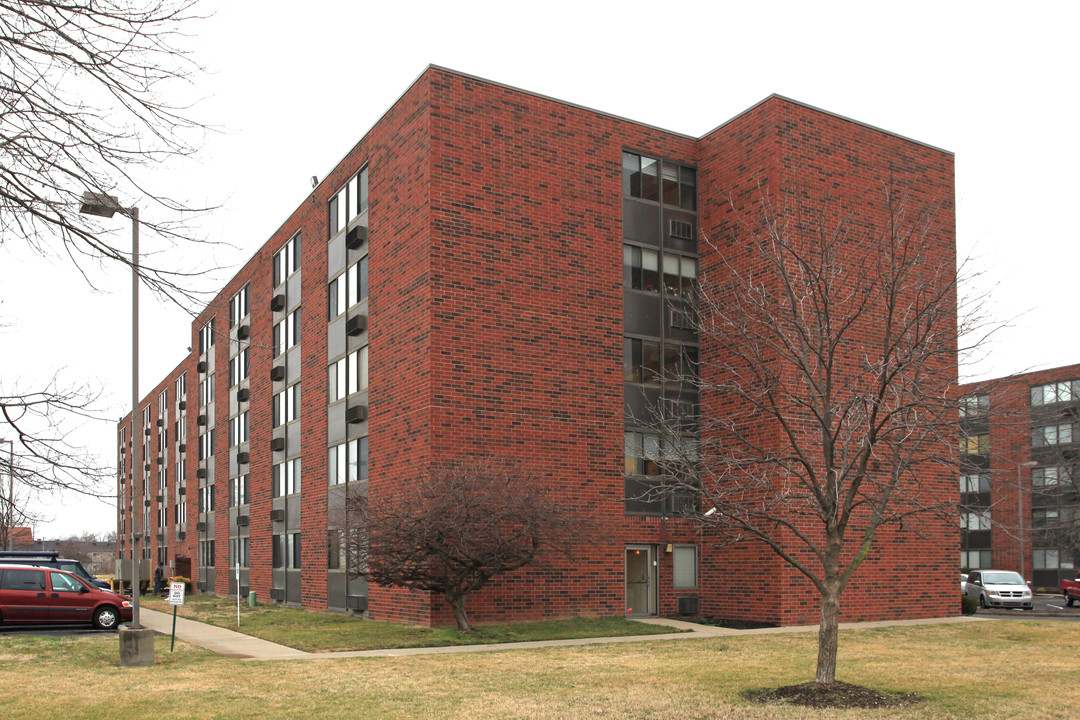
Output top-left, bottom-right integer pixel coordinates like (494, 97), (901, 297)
(10, 526), (34, 550)
(117, 66), (958, 626)
(959, 364), (1080, 589)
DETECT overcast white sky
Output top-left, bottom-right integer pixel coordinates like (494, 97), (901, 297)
(5, 0), (1078, 538)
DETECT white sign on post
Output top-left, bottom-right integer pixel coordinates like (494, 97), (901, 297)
(167, 581), (186, 606)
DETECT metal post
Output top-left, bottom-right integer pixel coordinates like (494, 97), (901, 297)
(1, 439), (13, 550)
(130, 206), (141, 629)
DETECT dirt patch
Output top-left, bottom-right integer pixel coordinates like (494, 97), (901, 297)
(674, 616), (778, 630)
(745, 681), (921, 709)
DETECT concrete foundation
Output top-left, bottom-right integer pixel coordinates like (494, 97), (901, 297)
(118, 626), (156, 666)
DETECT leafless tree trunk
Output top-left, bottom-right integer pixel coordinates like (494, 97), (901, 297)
(646, 184), (963, 685)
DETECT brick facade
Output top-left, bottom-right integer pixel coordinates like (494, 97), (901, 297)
(116, 66), (959, 626)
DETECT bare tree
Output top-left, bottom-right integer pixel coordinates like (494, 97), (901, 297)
(345, 459), (587, 632)
(0, 0), (218, 301)
(646, 185), (960, 685)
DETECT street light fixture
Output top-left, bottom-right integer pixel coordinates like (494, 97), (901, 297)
(1017, 459), (1039, 580)
(79, 191), (142, 628)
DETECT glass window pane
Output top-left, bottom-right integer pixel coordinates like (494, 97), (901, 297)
(641, 249), (659, 292)
(640, 157), (658, 201)
(673, 546), (696, 588)
(661, 163), (679, 206)
(679, 167), (697, 211)
(642, 342), (661, 384)
(622, 152), (640, 197)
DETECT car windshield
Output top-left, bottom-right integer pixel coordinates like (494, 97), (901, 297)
(981, 571), (1024, 585)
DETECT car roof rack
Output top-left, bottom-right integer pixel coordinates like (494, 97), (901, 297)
(0, 550), (60, 559)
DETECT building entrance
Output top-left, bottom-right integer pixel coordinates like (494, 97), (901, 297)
(625, 544), (657, 617)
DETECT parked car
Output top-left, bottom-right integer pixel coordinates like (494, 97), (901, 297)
(1062, 573), (1080, 607)
(0, 564), (132, 630)
(0, 551), (110, 589)
(960, 573), (968, 594)
(964, 570), (1033, 610)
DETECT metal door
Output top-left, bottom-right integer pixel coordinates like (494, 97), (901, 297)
(625, 545), (657, 617)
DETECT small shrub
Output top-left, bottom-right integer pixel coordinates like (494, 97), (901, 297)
(961, 595), (978, 615)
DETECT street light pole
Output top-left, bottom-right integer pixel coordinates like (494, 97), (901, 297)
(1, 439), (13, 550)
(1017, 460), (1039, 580)
(79, 192), (141, 628)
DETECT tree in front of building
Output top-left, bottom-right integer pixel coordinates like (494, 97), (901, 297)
(345, 459), (586, 632)
(647, 185), (962, 687)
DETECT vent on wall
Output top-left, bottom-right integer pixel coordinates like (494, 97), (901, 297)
(345, 314), (367, 336)
(669, 219), (695, 240)
(346, 225), (368, 250)
(676, 596), (699, 615)
(346, 405), (368, 424)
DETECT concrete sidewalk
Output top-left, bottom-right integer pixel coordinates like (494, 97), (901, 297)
(137, 607), (982, 662)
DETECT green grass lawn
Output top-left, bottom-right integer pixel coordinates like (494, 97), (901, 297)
(140, 593), (678, 651)
(2, 620), (1078, 719)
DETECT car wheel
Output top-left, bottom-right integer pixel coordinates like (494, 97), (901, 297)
(979, 594), (988, 609)
(93, 606), (120, 630)
(1067, 594), (1076, 608)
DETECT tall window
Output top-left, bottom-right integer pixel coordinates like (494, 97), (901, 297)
(273, 459), (301, 497)
(273, 232), (302, 287)
(198, 429), (215, 461)
(198, 375), (215, 408)
(230, 537), (250, 568)
(328, 437), (368, 485)
(1033, 466), (1074, 487)
(229, 412), (248, 447)
(960, 433), (990, 455)
(662, 253), (697, 299)
(961, 510), (991, 531)
(328, 256), (369, 319)
(622, 152), (696, 210)
(272, 533), (301, 569)
(673, 546), (697, 589)
(328, 167), (369, 238)
(623, 245), (660, 292)
(273, 384), (300, 427)
(230, 474), (249, 507)
(198, 319), (215, 354)
(273, 309), (301, 356)
(959, 474), (990, 493)
(199, 539), (215, 568)
(1032, 423), (1076, 448)
(229, 349), (249, 387)
(229, 284), (249, 328)
(175, 373), (186, 399)
(328, 347), (368, 402)
(198, 484), (215, 513)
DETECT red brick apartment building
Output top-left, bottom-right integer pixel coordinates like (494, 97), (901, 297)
(117, 66), (958, 626)
(960, 364), (1080, 590)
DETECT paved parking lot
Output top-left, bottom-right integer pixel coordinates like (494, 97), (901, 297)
(978, 593), (1080, 621)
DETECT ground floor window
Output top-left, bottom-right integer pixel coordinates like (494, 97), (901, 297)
(673, 545), (697, 589)
(961, 549), (991, 570)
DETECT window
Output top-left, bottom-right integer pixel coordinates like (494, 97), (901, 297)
(273, 308), (301, 356)
(328, 347), (369, 402)
(175, 373), (186, 400)
(673, 546), (697, 589)
(198, 320), (215, 354)
(959, 474), (990, 493)
(199, 539), (215, 568)
(328, 168), (369, 239)
(229, 412), (248, 447)
(1032, 423), (1076, 448)
(960, 433), (989, 455)
(623, 245), (660, 292)
(959, 393), (989, 418)
(229, 284), (249, 328)
(1033, 466), (1074, 487)
(272, 233), (301, 287)
(622, 152), (696, 210)
(0, 568), (45, 590)
(624, 338), (661, 384)
(1032, 508), (1060, 528)
(230, 474), (249, 507)
(961, 550), (991, 570)
(230, 537), (250, 568)
(961, 510), (991, 531)
(176, 499), (186, 525)
(50, 571), (83, 593)
(624, 431), (661, 476)
(273, 458), (301, 497)
(328, 256), (369, 319)
(198, 484), (215, 513)
(198, 374), (215, 408)
(1031, 379), (1080, 406)
(1033, 549), (1075, 570)
(329, 437), (369, 485)
(273, 533), (301, 569)
(662, 254), (697, 298)
(229, 349), (249, 387)
(198, 429), (214, 460)
(273, 384), (300, 427)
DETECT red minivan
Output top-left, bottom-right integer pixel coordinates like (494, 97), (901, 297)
(0, 564), (133, 630)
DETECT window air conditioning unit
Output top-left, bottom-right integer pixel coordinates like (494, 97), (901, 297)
(270, 293), (286, 311)
(156, 494), (164, 503)
(269, 588), (285, 601)
(270, 509), (285, 522)
(179, 443), (186, 453)
(143, 499), (151, 507)
(236, 388), (250, 402)
(178, 400), (186, 411)
(156, 417), (164, 427)
(178, 483), (186, 493)
(157, 532), (165, 542)
(270, 365), (285, 382)
(345, 225), (368, 250)
(197, 414), (207, 426)
(197, 581), (207, 592)
(143, 462), (151, 471)
(345, 314), (367, 336)
(346, 405), (368, 424)
(177, 532), (186, 541)
(237, 451), (250, 465)
(144, 427), (151, 436)
(196, 521), (206, 531)
(196, 468), (207, 479)
(237, 515), (249, 527)
(346, 595), (369, 611)
(197, 360), (208, 373)
(271, 437), (286, 452)
(237, 324), (250, 340)
(156, 457), (164, 465)
(677, 596), (699, 615)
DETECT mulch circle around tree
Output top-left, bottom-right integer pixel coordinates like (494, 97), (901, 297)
(744, 681), (921, 709)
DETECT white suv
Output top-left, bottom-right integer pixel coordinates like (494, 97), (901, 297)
(964, 570), (1033, 610)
